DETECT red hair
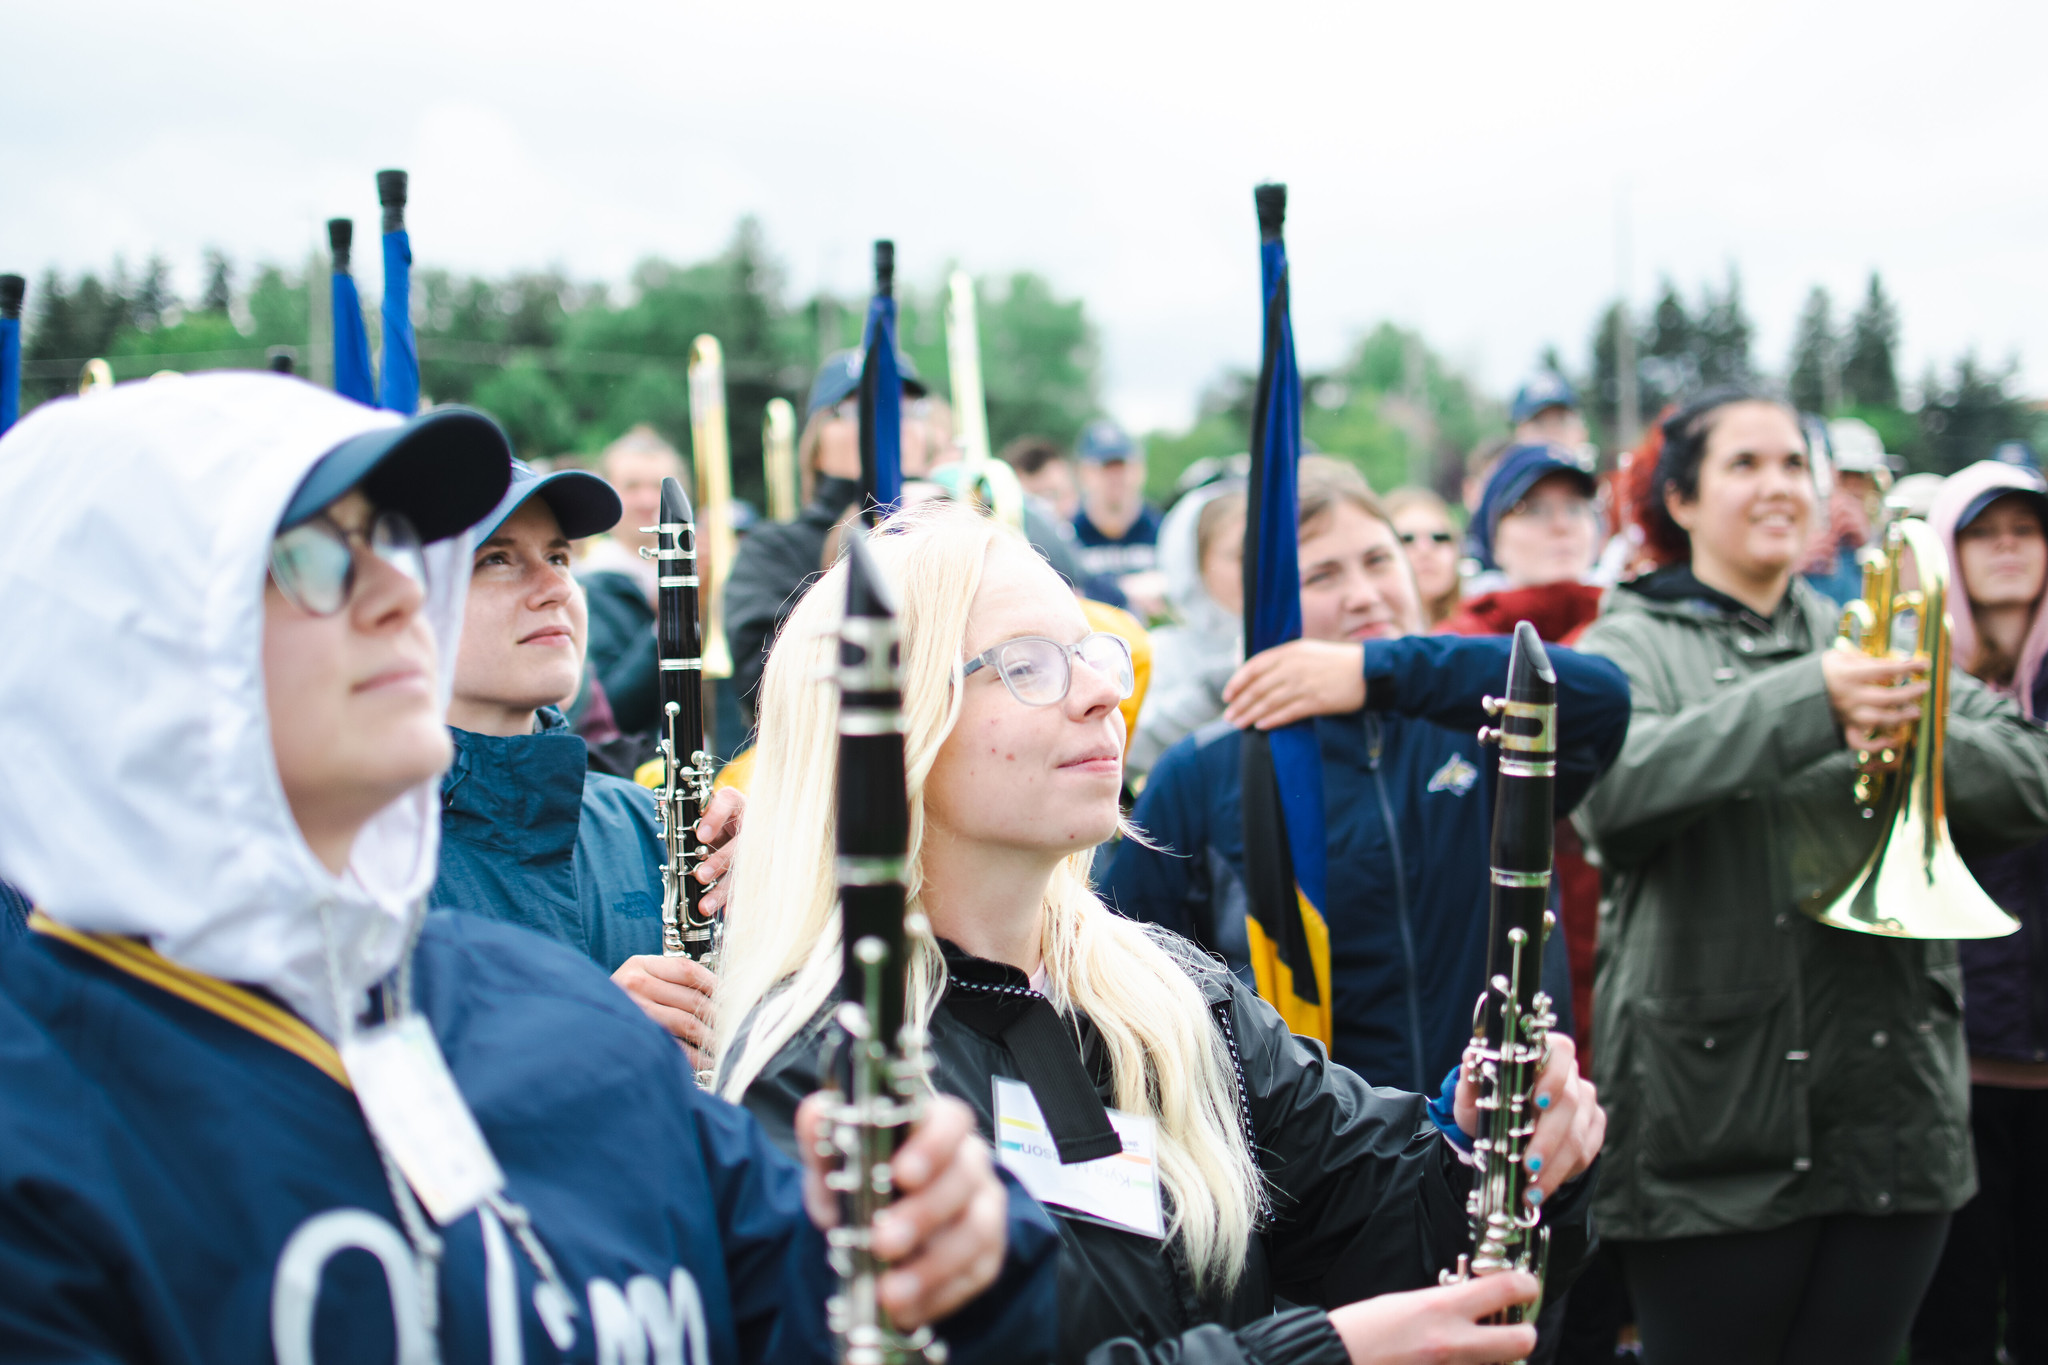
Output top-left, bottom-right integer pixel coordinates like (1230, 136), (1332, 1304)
(1618, 406), (1687, 572)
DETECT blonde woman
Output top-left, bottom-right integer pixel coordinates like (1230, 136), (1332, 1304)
(713, 501), (1604, 1365)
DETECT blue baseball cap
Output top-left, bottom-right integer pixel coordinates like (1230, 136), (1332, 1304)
(1470, 442), (1597, 570)
(805, 348), (929, 417)
(1510, 372), (1579, 426)
(1076, 419), (1139, 463)
(278, 406), (513, 543)
(475, 459), (623, 543)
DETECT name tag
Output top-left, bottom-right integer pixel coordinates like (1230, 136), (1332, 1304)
(340, 1015), (506, 1226)
(992, 1076), (1163, 1239)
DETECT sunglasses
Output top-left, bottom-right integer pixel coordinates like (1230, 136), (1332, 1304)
(1399, 530), (1456, 547)
(962, 632), (1136, 708)
(269, 509), (426, 616)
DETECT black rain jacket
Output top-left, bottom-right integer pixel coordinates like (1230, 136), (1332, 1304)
(737, 939), (1596, 1365)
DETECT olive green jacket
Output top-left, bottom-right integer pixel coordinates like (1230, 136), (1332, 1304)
(1573, 571), (2048, 1241)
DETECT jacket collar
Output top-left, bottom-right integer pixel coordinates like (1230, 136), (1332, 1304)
(1618, 565), (1825, 639)
(442, 707), (586, 850)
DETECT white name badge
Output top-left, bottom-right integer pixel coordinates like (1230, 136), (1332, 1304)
(339, 1015), (506, 1226)
(992, 1076), (1164, 1240)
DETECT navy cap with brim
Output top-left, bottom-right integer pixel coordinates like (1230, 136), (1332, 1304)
(1473, 442), (1598, 568)
(280, 406), (513, 543)
(1957, 485), (2048, 535)
(475, 461), (623, 543)
(805, 348), (929, 416)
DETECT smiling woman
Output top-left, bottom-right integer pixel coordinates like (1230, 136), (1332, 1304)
(1572, 390), (2048, 1365)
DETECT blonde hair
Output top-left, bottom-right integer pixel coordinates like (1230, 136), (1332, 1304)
(714, 500), (1261, 1291)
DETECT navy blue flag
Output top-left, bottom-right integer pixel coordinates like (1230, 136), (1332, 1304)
(1239, 183), (1332, 1047)
(0, 274), (22, 436)
(376, 170), (418, 415)
(856, 240), (903, 521)
(327, 219), (374, 406)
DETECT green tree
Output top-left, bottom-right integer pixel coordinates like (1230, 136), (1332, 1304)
(199, 249), (233, 315)
(1916, 353), (2032, 473)
(1695, 267), (1754, 389)
(1843, 272), (1900, 408)
(1787, 286), (1839, 414)
(1640, 278), (1696, 413)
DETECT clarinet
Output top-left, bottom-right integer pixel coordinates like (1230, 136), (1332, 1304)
(1443, 620), (1558, 1338)
(642, 475), (719, 969)
(819, 529), (945, 1365)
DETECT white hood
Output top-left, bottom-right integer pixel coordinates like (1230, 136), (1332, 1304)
(1157, 478), (1245, 642)
(0, 373), (471, 1037)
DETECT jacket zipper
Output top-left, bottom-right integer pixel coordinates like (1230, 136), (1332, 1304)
(1366, 715), (1429, 1093)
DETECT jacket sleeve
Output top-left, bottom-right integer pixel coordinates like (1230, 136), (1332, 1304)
(1101, 739), (1214, 945)
(723, 524), (827, 726)
(1571, 620), (1841, 869)
(1944, 671), (2048, 853)
(1084, 1308), (1349, 1365)
(581, 572), (659, 735)
(1360, 635), (1631, 816)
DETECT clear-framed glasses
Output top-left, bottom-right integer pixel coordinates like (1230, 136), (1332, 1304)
(268, 509), (426, 616)
(962, 632), (1135, 708)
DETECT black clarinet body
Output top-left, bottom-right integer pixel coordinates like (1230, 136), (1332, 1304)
(644, 475), (718, 968)
(1443, 620), (1559, 1335)
(820, 529), (943, 1365)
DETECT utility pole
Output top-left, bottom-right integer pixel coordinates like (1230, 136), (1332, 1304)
(1614, 181), (1639, 452)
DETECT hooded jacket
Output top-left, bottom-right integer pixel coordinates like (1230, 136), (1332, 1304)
(737, 940), (1597, 1365)
(1129, 482), (1243, 778)
(433, 707), (666, 972)
(1104, 634), (1631, 1093)
(1930, 462), (2048, 1071)
(1572, 567), (2048, 1241)
(0, 375), (1058, 1364)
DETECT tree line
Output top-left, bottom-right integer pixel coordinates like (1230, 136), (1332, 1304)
(15, 226), (2043, 513)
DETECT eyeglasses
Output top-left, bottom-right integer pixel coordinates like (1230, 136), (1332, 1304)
(1399, 530), (1456, 547)
(962, 632), (1135, 707)
(269, 509), (426, 616)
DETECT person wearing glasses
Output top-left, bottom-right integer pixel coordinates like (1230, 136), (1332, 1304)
(1382, 487), (1463, 627)
(713, 498), (1606, 1365)
(0, 373), (1054, 1363)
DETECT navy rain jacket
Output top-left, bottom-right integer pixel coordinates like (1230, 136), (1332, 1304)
(0, 913), (1058, 1363)
(433, 707), (666, 971)
(1105, 634), (1629, 1092)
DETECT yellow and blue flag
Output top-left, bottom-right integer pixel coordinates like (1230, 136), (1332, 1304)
(1240, 183), (1332, 1047)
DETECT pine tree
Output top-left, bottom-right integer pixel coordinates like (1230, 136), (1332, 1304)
(1639, 278), (1696, 412)
(1787, 286), (1839, 413)
(130, 255), (177, 331)
(1919, 353), (2029, 473)
(1696, 267), (1755, 388)
(1843, 273), (1899, 408)
(200, 249), (233, 314)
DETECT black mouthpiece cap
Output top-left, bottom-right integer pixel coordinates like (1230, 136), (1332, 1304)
(377, 169), (408, 207)
(873, 240), (895, 298)
(0, 274), (23, 318)
(267, 345), (298, 374)
(327, 219), (354, 271)
(1254, 183), (1287, 241)
(659, 475), (692, 524)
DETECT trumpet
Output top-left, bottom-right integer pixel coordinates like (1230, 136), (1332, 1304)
(1802, 517), (2019, 939)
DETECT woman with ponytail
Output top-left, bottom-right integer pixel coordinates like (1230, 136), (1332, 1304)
(714, 500), (1605, 1365)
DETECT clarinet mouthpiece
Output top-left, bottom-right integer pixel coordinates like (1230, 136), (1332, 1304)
(377, 169), (408, 233)
(326, 219), (353, 273)
(659, 475), (692, 527)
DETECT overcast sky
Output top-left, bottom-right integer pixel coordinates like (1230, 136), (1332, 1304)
(7, 0), (2042, 431)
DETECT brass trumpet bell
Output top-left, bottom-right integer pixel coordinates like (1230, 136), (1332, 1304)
(1804, 518), (2019, 939)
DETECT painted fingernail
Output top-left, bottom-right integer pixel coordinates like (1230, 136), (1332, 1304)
(1526, 1187), (1544, 1207)
(1526, 1155), (1543, 1173)
(1536, 1093), (1552, 1110)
